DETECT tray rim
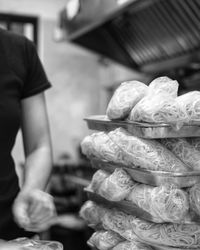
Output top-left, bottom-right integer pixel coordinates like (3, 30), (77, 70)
(84, 115), (200, 128)
(90, 157), (200, 177)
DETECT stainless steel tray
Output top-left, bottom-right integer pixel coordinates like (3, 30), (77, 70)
(85, 189), (200, 224)
(90, 158), (200, 188)
(84, 115), (200, 139)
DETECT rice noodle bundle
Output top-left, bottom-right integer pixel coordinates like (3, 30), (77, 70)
(81, 132), (126, 165)
(132, 216), (200, 248)
(106, 81), (148, 120)
(127, 183), (189, 223)
(112, 240), (154, 250)
(161, 138), (200, 171)
(189, 183), (200, 217)
(101, 209), (135, 241)
(148, 76), (179, 98)
(98, 168), (135, 201)
(150, 184), (189, 222)
(108, 128), (190, 172)
(129, 94), (187, 128)
(88, 169), (110, 193)
(79, 201), (105, 227)
(81, 202), (200, 248)
(176, 91), (200, 123)
(88, 230), (123, 250)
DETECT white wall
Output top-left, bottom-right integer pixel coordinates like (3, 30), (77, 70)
(0, 0), (67, 20)
(0, 0), (142, 167)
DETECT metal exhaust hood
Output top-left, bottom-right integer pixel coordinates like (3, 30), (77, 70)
(60, 0), (200, 89)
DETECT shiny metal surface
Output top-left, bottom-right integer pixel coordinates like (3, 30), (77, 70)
(85, 115), (200, 139)
(85, 189), (200, 224)
(90, 158), (200, 188)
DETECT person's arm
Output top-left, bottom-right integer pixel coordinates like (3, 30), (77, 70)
(21, 92), (52, 191)
(13, 92), (56, 232)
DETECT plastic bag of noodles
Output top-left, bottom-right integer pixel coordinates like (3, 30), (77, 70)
(112, 240), (154, 250)
(88, 169), (110, 193)
(189, 183), (200, 217)
(176, 91), (200, 123)
(81, 132), (126, 165)
(79, 201), (105, 227)
(127, 183), (189, 223)
(88, 230), (123, 250)
(161, 138), (200, 171)
(108, 128), (190, 172)
(106, 80), (148, 120)
(129, 93), (187, 129)
(148, 76), (179, 98)
(98, 168), (135, 201)
(131, 216), (200, 248)
(9, 238), (63, 250)
(101, 208), (135, 241)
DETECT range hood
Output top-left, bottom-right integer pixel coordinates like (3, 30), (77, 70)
(61, 0), (200, 89)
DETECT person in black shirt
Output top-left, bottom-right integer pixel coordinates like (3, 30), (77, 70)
(0, 28), (55, 242)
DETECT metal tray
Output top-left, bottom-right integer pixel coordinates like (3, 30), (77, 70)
(84, 115), (200, 139)
(90, 158), (200, 188)
(85, 189), (200, 225)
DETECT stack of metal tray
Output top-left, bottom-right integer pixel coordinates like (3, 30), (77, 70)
(90, 158), (200, 188)
(85, 188), (200, 225)
(84, 115), (200, 139)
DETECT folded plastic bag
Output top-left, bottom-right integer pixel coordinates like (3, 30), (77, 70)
(176, 91), (200, 123)
(189, 183), (200, 216)
(161, 138), (200, 171)
(9, 238), (63, 250)
(106, 81), (148, 120)
(81, 132), (126, 165)
(127, 183), (189, 223)
(98, 168), (135, 201)
(88, 169), (110, 193)
(79, 201), (105, 227)
(88, 230), (123, 250)
(108, 128), (190, 172)
(129, 93), (187, 129)
(148, 76), (179, 98)
(112, 240), (154, 250)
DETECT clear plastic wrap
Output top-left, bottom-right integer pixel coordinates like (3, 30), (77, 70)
(128, 94), (187, 129)
(81, 132), (126, 165)
(88, 230), (123, 250)
(101, 209), (136, 241)
(148, 76), (179, 98)
(127, 183), (189, 223)
(108, 128), (190, 172)
(79, 201), (105, 227)
(82, 201), (200, 248)
(9, 238), (63, 250)
(112, 240), (154, 250)
(88, 169), (110, 193)
(132, 216), (200, 248)
(98, 168), (135, 202)
(189, 183), (200, 217)
(176, 91), (200, 123)
(106, 81), (148, 120)
(161, 138), (200, 171)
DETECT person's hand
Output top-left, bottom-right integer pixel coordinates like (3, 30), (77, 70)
(12, 189), (56, 232)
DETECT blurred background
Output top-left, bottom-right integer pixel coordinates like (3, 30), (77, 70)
(0, 0), (199, 249)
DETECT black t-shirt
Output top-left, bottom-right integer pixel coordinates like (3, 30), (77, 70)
(0, 28), (51, 239)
